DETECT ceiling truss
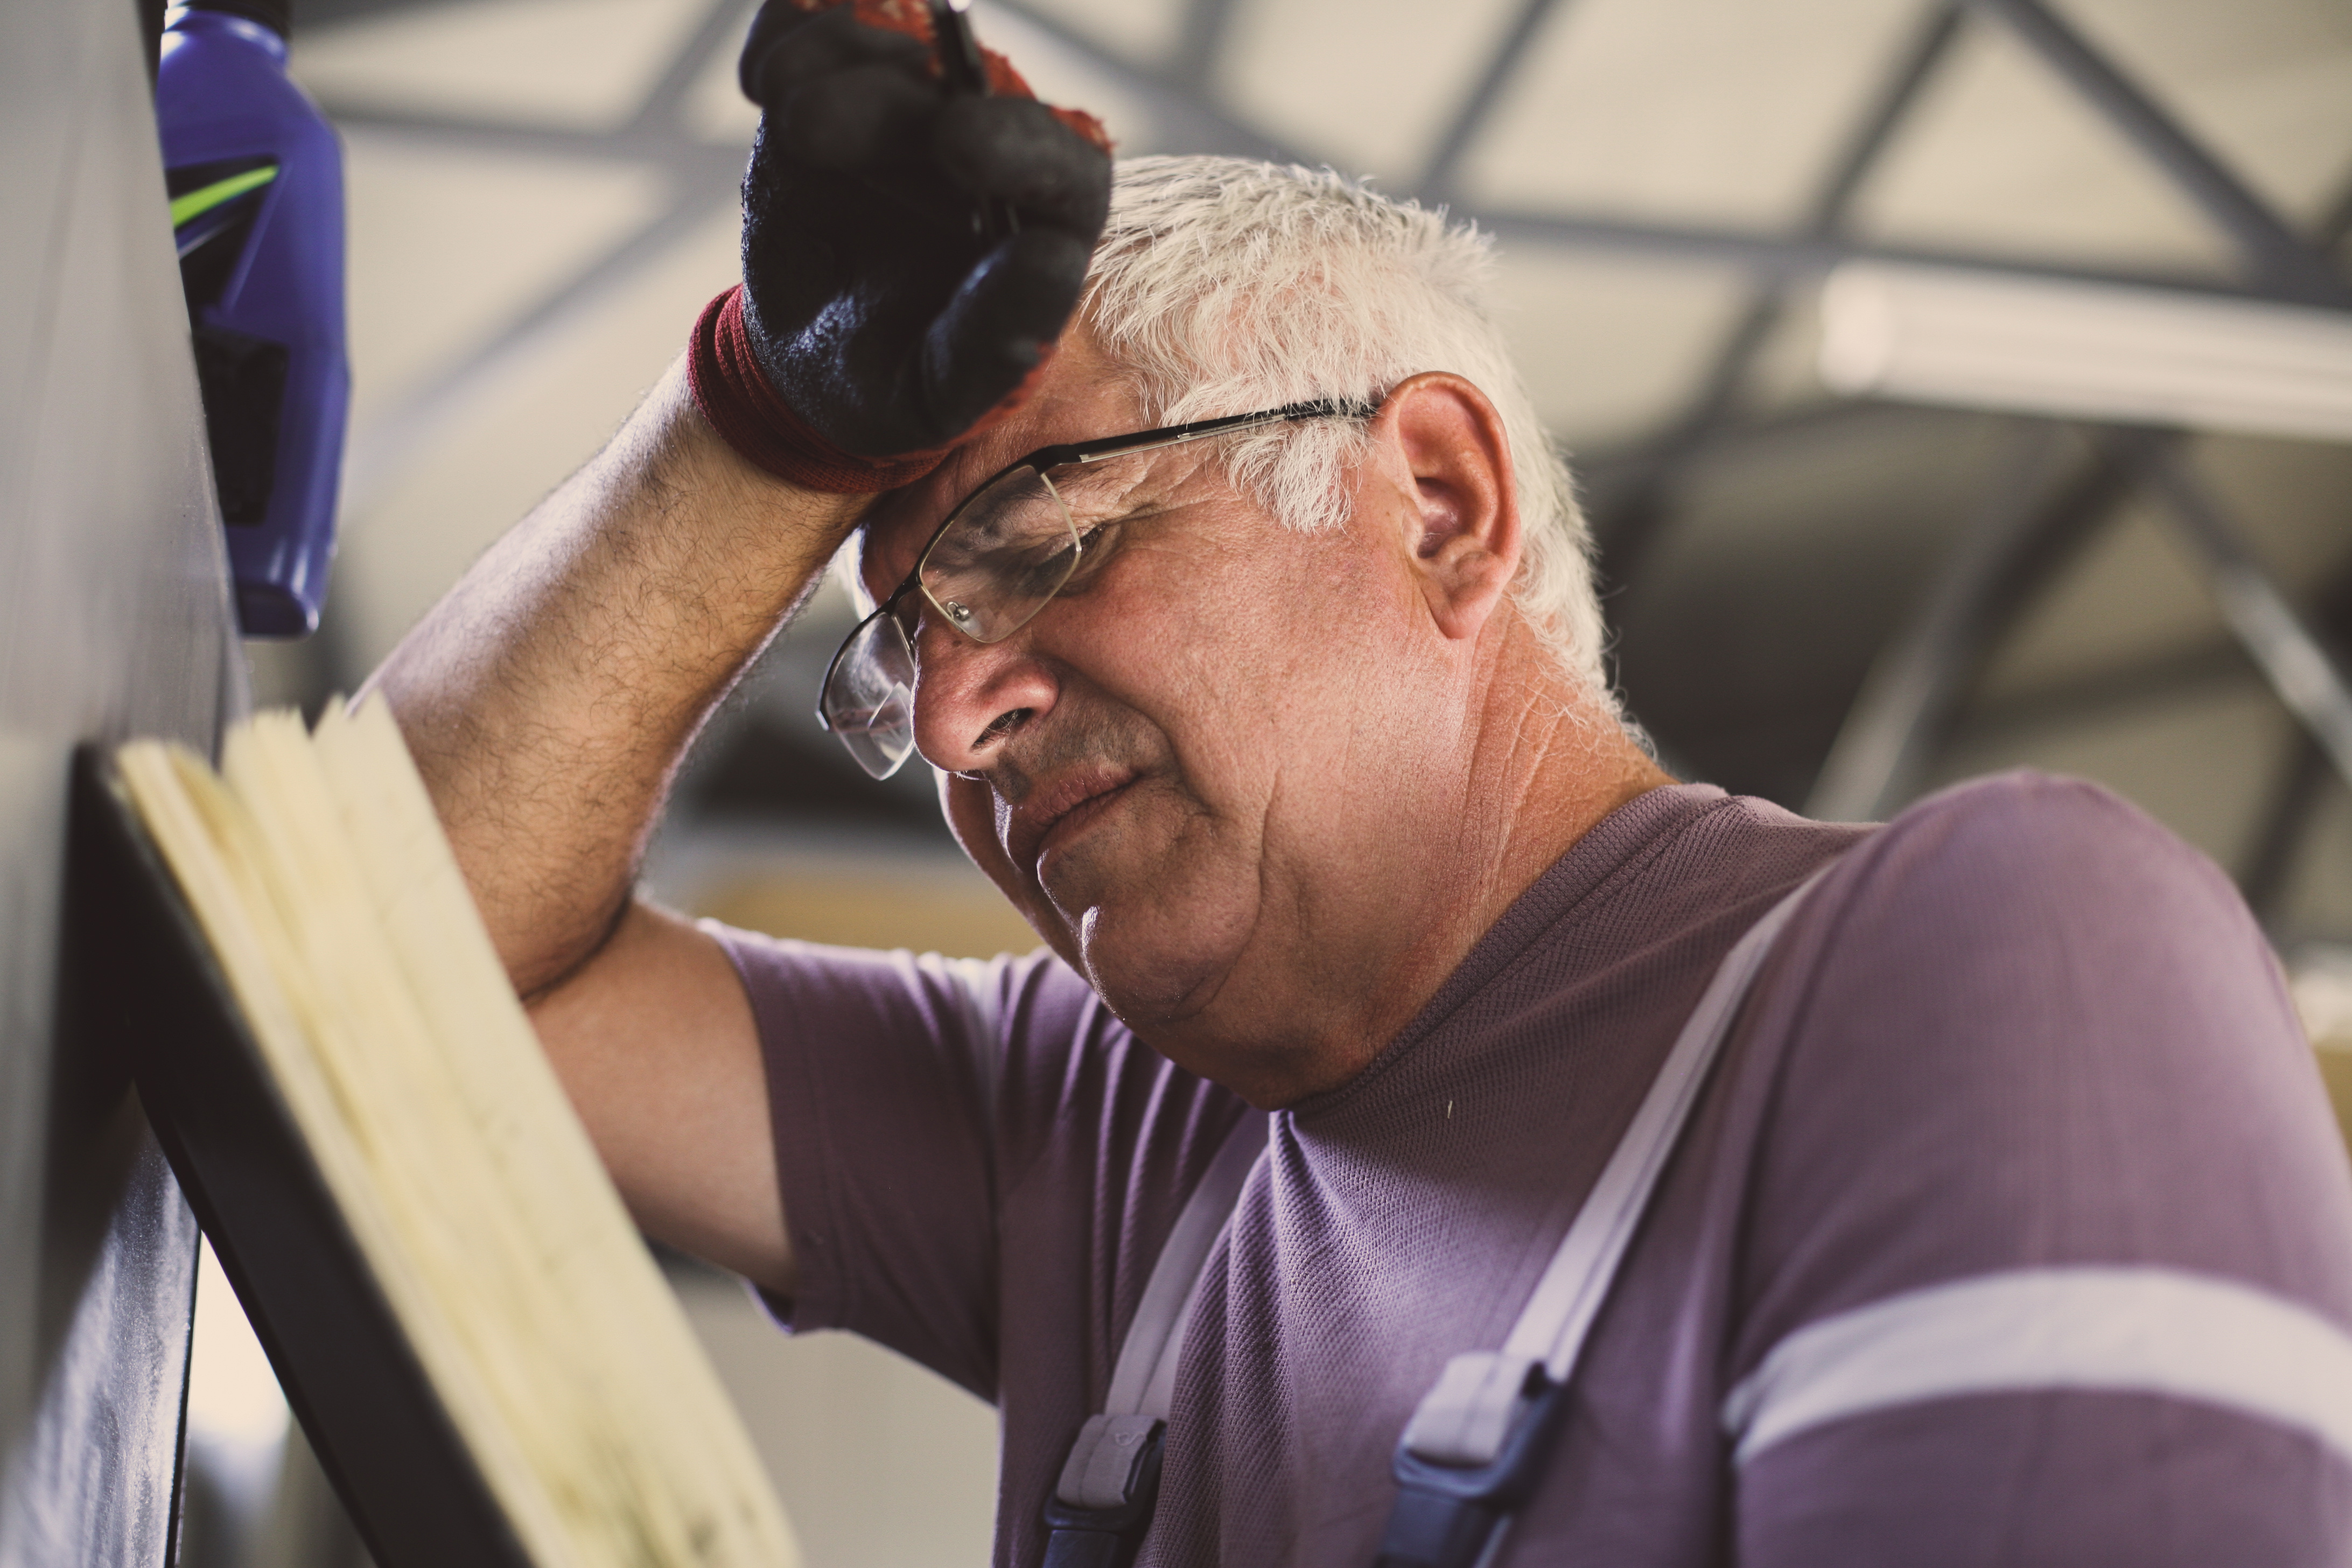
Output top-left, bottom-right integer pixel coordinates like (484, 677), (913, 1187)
(301, 0), (2352, 909)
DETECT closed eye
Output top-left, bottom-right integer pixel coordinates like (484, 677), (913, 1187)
(1056, 511), (1156, 594)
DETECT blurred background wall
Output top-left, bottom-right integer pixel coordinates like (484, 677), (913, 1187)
(0, 0), (241, 1562)
(173, 0), (2352, 1563)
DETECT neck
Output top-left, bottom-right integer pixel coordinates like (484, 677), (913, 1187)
(1202, 631), (1674, 1108)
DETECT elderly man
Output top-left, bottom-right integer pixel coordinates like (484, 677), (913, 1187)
(370, 6), (2352, 1565)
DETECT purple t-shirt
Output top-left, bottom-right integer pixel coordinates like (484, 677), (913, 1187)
(718, 774), (2352, 1566)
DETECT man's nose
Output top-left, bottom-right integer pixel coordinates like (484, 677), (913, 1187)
(909, 612), (1058, 774)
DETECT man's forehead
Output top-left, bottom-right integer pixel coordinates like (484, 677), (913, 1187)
(867, 335), (1141, 552)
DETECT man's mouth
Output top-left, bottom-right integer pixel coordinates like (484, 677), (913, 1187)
(1006, 769), (1138, 875)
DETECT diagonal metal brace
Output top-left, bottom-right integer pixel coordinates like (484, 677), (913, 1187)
(2113, 435), (2352, 799)
(1961, 0), (2350, 307)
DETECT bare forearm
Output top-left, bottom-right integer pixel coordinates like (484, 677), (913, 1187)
(365, 355), (866, 995)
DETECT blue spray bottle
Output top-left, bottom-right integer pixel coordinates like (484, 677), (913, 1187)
(156, 1), (349, 638)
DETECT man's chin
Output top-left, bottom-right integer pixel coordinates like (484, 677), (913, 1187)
(1062, 889), (1251, 1035)
(1033, 812), (1144, 927)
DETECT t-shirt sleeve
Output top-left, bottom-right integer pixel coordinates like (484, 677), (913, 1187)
(1726, 772), (2352, 1565)
(709, 925), (1098, 1402)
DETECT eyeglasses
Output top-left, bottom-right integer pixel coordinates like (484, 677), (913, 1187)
(817, 397), (1374, 779)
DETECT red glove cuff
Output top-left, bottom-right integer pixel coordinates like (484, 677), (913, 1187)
(688, 284), (1067, 495)
(693, 2), (1109, 493)
(688, 286), (949, 494)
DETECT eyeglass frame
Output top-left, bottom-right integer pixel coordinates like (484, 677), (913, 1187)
(815, 395), (1376, 751)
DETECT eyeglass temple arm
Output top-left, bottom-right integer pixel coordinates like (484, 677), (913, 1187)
(1060, 398), (1375, 468)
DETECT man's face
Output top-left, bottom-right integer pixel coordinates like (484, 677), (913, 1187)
(855, 341), (1462, 1091)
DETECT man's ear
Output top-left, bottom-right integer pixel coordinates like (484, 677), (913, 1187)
(1370, 372), (1522, 643)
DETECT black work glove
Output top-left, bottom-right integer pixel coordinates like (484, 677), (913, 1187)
(691, 0), (1112, 492)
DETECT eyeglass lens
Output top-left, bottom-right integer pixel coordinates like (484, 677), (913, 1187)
(820, 464), (1083, 779)
(820, 611), (919, 778)
(918, 465), (1082, 643)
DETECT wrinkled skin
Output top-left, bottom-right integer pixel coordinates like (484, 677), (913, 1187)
(852, 338), (1672, 1104)
(367, 331), (1668, 1289)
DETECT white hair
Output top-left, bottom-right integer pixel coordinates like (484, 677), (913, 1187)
(1079, 155), (1614, 709)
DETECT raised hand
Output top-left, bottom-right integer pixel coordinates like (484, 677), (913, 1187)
(695, 0), (1112, 491)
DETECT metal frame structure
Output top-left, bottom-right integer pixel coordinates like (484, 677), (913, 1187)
(304, 0), (2352, 911)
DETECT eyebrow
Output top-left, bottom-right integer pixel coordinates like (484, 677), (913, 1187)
(1051, 438), (1211, 514)
(1052, 461), (1159, 513)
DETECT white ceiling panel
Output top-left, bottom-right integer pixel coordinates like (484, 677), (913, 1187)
(1010, 0), (1191, 72)
(1846, 18), (2238, 274)
(972, 5), (1174, 156)
(1217, 0), (1531, 184)
(266, 0), (2352, 887)
(671, 1), (1169, 152)
(1458, 0), (1931, 227)
(294, 0), (716, 131)
(335, 207), (739, 670)
(338, 133), (668, 429)
(678, 0), (761, 144)
(1487, 246), (1751, 451)
(2054, 0), (2352, 234)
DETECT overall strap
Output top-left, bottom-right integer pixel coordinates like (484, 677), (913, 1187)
(1374, 867), (1836, 1568)
(1042, 1107), (1272, 1568)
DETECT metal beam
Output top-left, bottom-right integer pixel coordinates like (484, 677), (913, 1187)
(1471, 207), (2273, 297)
(1418, 0), (1571, 197)
(991, 0), (1305, 162)
(1809, 422), (2352, 826)
(2241, 731), (2333, 920)
(309, 101), (753, 186)
(981, 0), (2312, 309)
(631, 0), (754, 134)
(1801, 113), (2352, 829)
(1808, 0), (1968, 228)
(1962, 0), (2349, 306)
(2120, 437), (2352, 798)
(1674, 1), (1965, 438)
(340, 194), (730, 511)
(1584, 3), (1964, 584)
(1574, 397), (1920, 486)
(2242, 561), (2352, 915)
(1805, 423), (2139, 821)
(2320, 163), (2352, 253)
(1168, 0), (1243, 90)
(1961, 637), (2256, 741)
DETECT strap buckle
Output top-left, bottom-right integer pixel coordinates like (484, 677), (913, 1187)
(1374, 1353), (1569, 1568)
(1042, 1414), (1167, 1568)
